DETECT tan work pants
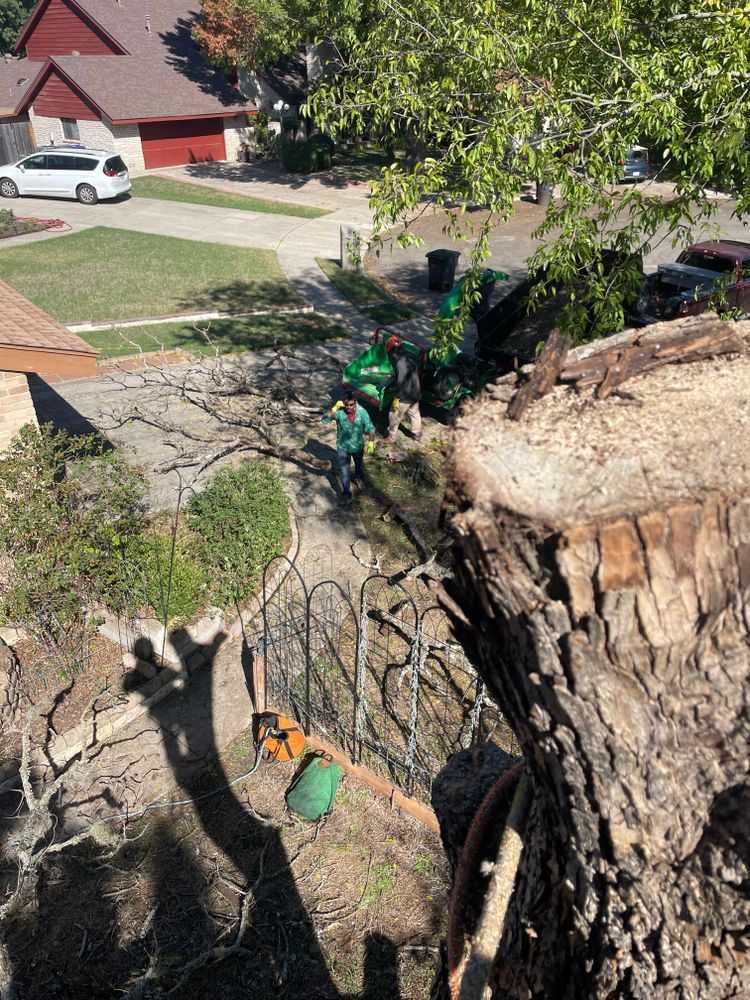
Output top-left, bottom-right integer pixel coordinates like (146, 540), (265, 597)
(389, 399), (422, 438)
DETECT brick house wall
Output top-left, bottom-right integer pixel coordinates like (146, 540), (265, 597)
(28, 109), (146, 171)
(223, 114), (253, 162)
(0, 373), (38, 452)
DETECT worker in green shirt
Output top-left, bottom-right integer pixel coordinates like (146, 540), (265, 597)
(322, 391), (376, 501)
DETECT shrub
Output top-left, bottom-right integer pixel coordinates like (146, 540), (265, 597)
(0, 209), (15, 235)
(135, 529), (205, 623)
(186, 461), (289, 606)
(0, 424), (147, 669)
(253, 109), (274, 157)
(279, 133), (334, 174)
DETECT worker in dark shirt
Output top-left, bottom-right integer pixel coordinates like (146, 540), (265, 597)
(385, 337), (422, 440)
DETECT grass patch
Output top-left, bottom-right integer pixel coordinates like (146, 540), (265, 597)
(356, 440), (449, 572)
(317, 256), (415, 324)
(131, 175), (330, 219)
(361, 861), (397, 909)
(330, 145), (403, 183)
(84, 312), (346, 358)
(0, 227), (303, 324)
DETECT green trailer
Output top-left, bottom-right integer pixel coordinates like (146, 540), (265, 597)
(342, 328), (495, 414)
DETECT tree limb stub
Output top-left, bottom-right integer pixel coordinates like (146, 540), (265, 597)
(507, 316), (746, 417)
(506, 330), (570, 420)
(441, 316), (750, 997)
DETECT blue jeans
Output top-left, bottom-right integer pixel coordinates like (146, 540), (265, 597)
(338, 447), (364, 496)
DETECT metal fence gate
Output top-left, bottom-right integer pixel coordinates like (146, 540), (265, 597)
(262, 547), (511, 804)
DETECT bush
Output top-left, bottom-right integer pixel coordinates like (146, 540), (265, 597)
(136, 529), (205, 623)
(186, 461), (290, 606)
(0, 208), (15, 235)
(279, 133), (335, 174)
(0, 424), (147, 668)
(253, 109), (274, 157)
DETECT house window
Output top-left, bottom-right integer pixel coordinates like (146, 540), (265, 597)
(61, 118), (80, 141)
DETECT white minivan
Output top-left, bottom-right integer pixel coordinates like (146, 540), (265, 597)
(0, 145), (131, 204)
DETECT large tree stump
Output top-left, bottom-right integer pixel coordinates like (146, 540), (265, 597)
(441, 317), (750, 998)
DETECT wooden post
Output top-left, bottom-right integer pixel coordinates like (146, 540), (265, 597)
(252, 639), (266, 714)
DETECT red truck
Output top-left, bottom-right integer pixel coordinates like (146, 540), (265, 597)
(636, 240), (750, 322)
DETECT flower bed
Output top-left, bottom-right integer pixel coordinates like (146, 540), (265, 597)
(0, 209), (48, 240)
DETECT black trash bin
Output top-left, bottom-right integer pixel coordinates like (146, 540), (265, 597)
(426, 249), (461, 292)
(470, 279), (496, 321)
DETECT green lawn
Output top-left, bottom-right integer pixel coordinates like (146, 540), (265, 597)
(316, 257), (415, 325)
(0, 227), (304, 324)
(130, 175), (330, 219)
(329, 146), (403, 183)
(86, 312), (346, 359)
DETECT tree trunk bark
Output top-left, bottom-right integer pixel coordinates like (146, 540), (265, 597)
(440, 319), (750, 998)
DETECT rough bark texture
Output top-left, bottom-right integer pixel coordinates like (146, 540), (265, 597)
(440, 318), (750, 998)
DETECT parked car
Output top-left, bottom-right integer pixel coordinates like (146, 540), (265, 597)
(633, 240), (750, 322)
(621, 145), (652, 181)
(0, 145), (131, 204)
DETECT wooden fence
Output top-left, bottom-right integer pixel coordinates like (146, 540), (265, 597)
(0, 120), (33, 166)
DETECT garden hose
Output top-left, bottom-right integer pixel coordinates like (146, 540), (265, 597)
(87, 715), (304, 827)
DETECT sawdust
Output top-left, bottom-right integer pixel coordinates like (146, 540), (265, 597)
(453, 320), (750, 526)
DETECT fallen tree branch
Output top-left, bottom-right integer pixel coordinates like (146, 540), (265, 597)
(506, 318), (748, 418)
(381, 502), (453, 583)
(507, 330), (570, 420)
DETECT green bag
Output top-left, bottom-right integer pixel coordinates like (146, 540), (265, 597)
(286, 754), (341, 820)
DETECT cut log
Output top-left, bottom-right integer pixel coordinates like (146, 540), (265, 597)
(506, 330), (570, 420)
(438, 316), (750, 998)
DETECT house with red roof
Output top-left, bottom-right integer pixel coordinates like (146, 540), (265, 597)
(0, 0), (255, 171)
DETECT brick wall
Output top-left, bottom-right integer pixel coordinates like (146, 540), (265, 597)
(0, 372), (38, 453)
(223, 114), (252, 162)
(27, 110), (146, 172)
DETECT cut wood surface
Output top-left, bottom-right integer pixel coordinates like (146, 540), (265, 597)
(455, 316), (750, 526)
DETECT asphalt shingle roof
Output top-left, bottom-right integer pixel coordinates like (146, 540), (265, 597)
(0, 280), (98, 358)
(13, 0), (250, 121)
(0, 58), (42, 116)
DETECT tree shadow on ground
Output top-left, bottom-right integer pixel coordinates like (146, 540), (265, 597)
(0, 627), (405, 998)
(175, 279), (305, 315)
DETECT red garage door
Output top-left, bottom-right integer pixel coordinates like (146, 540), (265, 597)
(139, 119), (226, 169)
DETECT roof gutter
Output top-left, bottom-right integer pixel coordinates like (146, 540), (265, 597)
(111, 110), (255, 125)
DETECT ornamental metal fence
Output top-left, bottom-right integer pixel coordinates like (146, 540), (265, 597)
(261, 547), (512, 804)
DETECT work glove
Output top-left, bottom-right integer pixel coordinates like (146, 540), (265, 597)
(391, 397), (400, 410)
(366, 440), (375, 455)
(331, 400), (345, 413)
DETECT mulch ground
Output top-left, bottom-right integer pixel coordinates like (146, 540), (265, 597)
(1, 633), (155, 762)
(4, 725), (448, 999)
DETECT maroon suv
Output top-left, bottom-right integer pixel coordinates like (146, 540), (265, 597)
(638, 240), (750, 322)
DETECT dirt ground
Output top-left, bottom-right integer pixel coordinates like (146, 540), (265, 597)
(1, 634), (131, 761)
(3, 726), (448, 999)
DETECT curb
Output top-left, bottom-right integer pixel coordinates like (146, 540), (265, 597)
(68, 305), (314, 334)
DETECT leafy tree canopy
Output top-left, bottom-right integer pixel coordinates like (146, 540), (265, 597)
(1, 0), (34, 53)
(312, 0), (750, 351)
(193, 0), (337, 71)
